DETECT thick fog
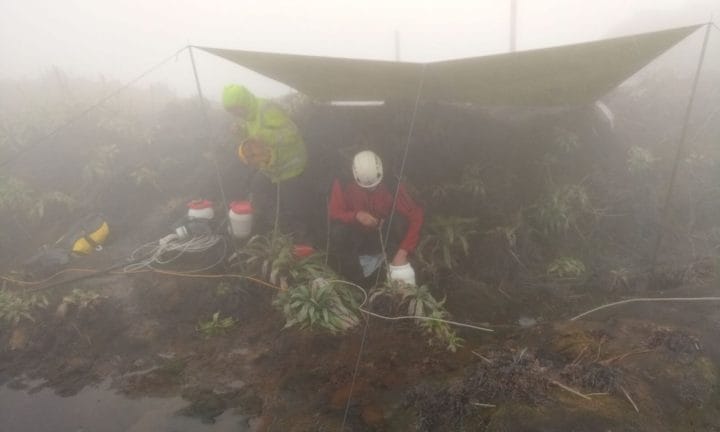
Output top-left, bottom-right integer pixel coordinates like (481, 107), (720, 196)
(1, 0), (718, 100)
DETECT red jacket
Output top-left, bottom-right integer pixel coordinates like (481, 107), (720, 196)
(328, 179), (424, 252)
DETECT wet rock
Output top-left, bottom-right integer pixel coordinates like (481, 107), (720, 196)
(8, 327), (28, 351)
(54, 302), (68, 320)
(180, 385), (263, 423)
(248, 415), (273, 432)
(180, 388), (228, 424)
(518, 316), (537, 328)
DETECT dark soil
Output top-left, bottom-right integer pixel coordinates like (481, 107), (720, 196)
(2, 76), (720, 431)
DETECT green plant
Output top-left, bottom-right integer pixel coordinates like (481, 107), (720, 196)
(0, 289), (48, 326)
(430, 163), (486, 199)
(0, 177), (35, 216)
(370, 282), (462, 352)
(83, 143), (119, 182)
(34, 190), (76, 219)
(609, 268), (630, 289)
(418, 216), (478, 271)
(486, 222), (520, 249)
(239, 234), (295, 284)
(553, 127), (581, 153)
(547, 257), (586, 279)
(274, 278), (360, 333)
(534, 184), (592, 237)
(196, 312), (236, 337)
(238, 232), (361, 333)
(130, 165), (162, 191)
(61, 288), (104, 310)
(0, 177), (75, 221)
(627, 146), (657, 173)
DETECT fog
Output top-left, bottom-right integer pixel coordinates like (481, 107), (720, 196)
(4, 2), (720, 430)
(1, 0), (718, 100)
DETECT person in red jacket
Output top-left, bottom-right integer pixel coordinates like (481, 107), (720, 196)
(328, 150), (424, 282)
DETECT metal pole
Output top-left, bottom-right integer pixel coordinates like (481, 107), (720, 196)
(510, 0), (517, 52)
(188, 46), (209, 122)
(648, 23), (712, 277)
(188, 45), (229, 212)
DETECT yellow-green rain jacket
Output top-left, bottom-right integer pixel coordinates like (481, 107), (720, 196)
(227, 86), (307, 183)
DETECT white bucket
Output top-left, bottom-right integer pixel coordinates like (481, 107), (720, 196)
(229, 201), (253, 239)
(388, 262), (416, 286)
(187, 200), (214, 220)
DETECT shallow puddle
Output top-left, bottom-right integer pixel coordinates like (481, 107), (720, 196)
(0, 381), (248, 432)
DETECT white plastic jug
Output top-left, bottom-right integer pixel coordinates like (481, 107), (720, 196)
(388, 262), (416, 286)
(229, 201), (253, 239)
(187, 199), (214, 220)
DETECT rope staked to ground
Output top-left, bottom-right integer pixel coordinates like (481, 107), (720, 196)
(339, 64), (428, 432)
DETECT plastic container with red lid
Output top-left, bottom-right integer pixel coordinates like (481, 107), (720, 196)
(187, 199), (214, 219)
(228, 200), (254, 239)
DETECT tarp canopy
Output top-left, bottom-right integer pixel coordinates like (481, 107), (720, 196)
(198, 25), (701, 106)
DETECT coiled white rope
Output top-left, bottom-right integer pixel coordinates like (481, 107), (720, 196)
(124, 235), (225, 273)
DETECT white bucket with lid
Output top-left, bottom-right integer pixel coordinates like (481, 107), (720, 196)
(229, 201), (253, 239)
(187, 199), (214, 220)
(388, 262), (416, 286)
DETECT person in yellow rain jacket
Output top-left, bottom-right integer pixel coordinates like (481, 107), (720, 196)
(222, 84), (307, 183)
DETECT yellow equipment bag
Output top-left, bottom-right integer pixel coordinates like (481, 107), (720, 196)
(66, 214), (110, 255)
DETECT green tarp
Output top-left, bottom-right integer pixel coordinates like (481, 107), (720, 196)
(199, 24), (701, 106)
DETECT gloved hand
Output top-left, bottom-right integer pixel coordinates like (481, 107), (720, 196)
(355, 211), (379, 228)
(389, 261), (416, 286)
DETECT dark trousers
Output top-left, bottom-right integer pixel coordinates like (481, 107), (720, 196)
(328, 217), (407, 285)
(248, 171), (316, 242)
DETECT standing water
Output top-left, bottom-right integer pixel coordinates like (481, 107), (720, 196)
(0, 380), (248, 432)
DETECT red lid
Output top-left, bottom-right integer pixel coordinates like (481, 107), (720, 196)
(187, 199), (214, 210)
(230, 200), (253, 214)
(293, 244), (315, 259)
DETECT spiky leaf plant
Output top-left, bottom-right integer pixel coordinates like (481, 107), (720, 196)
(534, 184), (592, 238)
(418, 216), (478, 271)
(370, 281), (463, 352)
(547, 256), (586, 279)
(61, 288), (104, 310)
(237, 232), (361, 333)
(274, 278), (360, 333)
(0, 289), (48, 327)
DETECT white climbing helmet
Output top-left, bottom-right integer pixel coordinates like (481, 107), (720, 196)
(352, 150), (383, 189)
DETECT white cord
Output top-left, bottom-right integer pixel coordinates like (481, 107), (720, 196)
(124, 235), (225, 273)
(570, 296), (720, 321)
(329, 279), (494, 333)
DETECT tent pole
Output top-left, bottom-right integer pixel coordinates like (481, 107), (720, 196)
(189, 46), (209, 122)
(647, 23), (712, 283)
(188, 45), (230, 213)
